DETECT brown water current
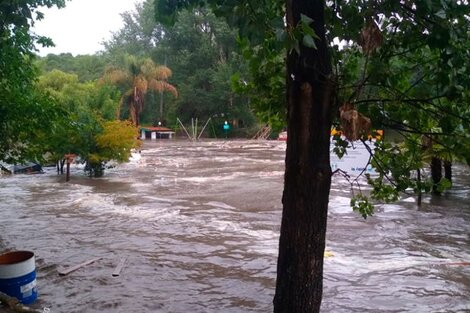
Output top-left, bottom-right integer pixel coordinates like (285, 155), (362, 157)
(0, 140), (469, 312)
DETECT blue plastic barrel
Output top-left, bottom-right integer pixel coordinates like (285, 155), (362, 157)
(0, 251), (37, 304)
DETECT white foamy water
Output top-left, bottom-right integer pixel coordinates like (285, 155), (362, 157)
(0, 139), (469, 313)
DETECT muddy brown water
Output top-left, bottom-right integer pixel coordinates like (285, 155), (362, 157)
(0, 140), (469, 313)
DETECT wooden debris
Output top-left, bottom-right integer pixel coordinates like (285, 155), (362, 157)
(443, 262), (470, 266)
(0, 291), (41, 313)
(58, 257), (101, 276)
(112, 258), (127, 277)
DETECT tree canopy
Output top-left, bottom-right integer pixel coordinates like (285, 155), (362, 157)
(37, 53), (109, 82)
(1, 1), (143, 176)
(3, 0), (469, 309)
(36, 68), (140, 177)
(101, 0), (256, 133)
(155, 0), (470, 311)
(100, 55), (178, 126)
(0, 0), (67, 163)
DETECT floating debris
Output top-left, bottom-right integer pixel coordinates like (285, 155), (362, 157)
(112, 258), (127, 277)
(58, 258), (101, 276)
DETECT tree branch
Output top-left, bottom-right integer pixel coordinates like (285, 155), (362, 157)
(400, 4), (437, 26)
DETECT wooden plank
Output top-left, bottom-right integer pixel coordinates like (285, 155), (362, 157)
(58, 257), (101, 276)
(112, 257), (127, 277)
(443, 262), (470, 266)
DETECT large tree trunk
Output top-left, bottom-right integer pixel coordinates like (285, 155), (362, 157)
(443, 160), (452, 182)
(274, 1), (334, 312)
(431, 157), (442, 194)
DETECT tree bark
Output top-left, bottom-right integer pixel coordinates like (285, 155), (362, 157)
(417, 169), (422, 206)
(444, 160), (452, 182)
(274, 1), (334, 312)
(431, 157), (442, 194)
(66, 160), (70, 182)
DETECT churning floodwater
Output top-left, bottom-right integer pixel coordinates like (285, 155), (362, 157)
(0, 140), (469, 313)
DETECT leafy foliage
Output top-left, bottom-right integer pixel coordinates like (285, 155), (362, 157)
(155, 0), (470, 311)
(232, 37), (285, 131)
(36, 69), (139, 176)
(0, 0), (67, 163)
(154, 7), (254, 127)
(100, 55), (177, 126)
(350, 194), (374, 219)
(86, 120), (140, 177)
(331, 133), (349, 159)
(36, 53), (109, 82)
(104, 0), (164, 57)
(340, 1), (470, 209)
(98, 0), (258, 132)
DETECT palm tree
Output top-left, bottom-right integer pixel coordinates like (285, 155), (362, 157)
(101, 56), (177, 126)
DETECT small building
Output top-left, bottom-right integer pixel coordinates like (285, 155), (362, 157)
(140, 126), (175, 140)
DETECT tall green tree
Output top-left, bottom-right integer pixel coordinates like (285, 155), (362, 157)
(104, 0), (164, 57)
(100, 55), (177, 126)
(36, 53), (109, 82)
(330, 1), (470, 206)
(0, 0), (67, 163)
(85, 120), (141, 177)
(105, 0), (255, 131)
(272, 2), (334, 311)
(158, 8), (251, 125)
(36, 69), (140, 177)
(156, 0), (470, 312)
(38, 69), (120, 120)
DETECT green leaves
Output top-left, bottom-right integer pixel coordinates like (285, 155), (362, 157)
(351, 194), (374, 219)
(0, 0), (68, 163)
(37, 54), (109, 82)
(152, 7), (254, 126)
(152, 0), (470, 210)
(435, 177), (452, 193)
(300, 14), (319, 49)
(332, 134), (349, 159)
(154, 0), (189, 26)
(94, 120), (141, 163)
(286, 13), (320, 54)
(302, 35), (316, 50)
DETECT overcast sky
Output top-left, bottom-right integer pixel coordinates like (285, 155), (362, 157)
(33, 0), (143, 56)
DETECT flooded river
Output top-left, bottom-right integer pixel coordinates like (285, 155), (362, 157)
(0, 140), (469, 312)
